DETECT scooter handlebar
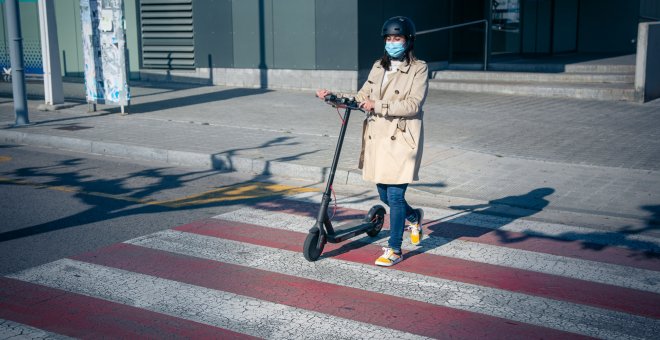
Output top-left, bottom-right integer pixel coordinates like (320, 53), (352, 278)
(323, 94), (362, 111)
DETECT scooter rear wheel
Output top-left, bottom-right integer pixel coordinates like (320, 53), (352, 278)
(366, 205), (386, 237)
(303, 230), (325, 261)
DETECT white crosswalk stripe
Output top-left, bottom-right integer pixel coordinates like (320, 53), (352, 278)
(3, 193), (659, 339)
(7, 259), (428, 340)
(0, 319), (73, 340)
(120, 229), (660, 340)
(215, 207), (660, 293)
(289, 192), (660, 252)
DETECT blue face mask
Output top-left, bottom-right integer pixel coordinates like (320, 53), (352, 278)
(385, 42), (406, 59)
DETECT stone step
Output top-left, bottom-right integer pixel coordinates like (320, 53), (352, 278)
(447, 63), (636, 74)
(564, 64), (637, 74)
(431, 70), (634, 84)
(428, 79), (637, 101)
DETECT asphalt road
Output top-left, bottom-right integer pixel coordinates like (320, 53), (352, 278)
(0, 143), (317, 275)
(1, 144), (659, 339)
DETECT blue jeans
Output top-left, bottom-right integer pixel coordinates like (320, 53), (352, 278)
(376, 183), (418, 253)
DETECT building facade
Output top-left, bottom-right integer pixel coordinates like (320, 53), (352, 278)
(1, 0), (659, 91)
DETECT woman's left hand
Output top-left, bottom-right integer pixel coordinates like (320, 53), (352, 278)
(360, 99), (375, 112)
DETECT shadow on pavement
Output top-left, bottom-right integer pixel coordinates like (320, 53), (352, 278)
(113, 87), (272, 114)
(406, 188), (660, 260)
(0, 136), (314, 243)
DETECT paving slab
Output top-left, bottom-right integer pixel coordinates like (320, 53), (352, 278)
(0, 80), (658, 234)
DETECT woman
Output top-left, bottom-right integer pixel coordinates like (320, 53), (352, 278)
(316, 16), (428, 267)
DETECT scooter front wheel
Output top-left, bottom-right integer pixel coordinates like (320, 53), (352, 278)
(303, 230), (325, 261)
(366, 205), (386, 237)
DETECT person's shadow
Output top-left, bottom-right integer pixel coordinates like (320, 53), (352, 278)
(406, 187), (555, 259)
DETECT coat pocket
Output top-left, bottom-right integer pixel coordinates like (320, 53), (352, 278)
(359, 118), (368, 169)
(395, 119), (416, 149)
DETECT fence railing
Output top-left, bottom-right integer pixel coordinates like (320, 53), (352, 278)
(417, 19), (489, 71)
(639, 15), (660, 22)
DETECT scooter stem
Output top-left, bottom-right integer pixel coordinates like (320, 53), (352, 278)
(323, 106), (352, 195)
(315, 106), (352, 231)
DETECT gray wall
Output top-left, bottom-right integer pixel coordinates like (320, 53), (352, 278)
(553, 0), (578, 53)
(193, 0), (234, 68)
(357, 0), (451, 69)
(124, 0), (140, 79)
(522, 0), (552, 54)
(53, 0), (82, 77)
(635, 22), (660, 102)
(193, 0), (358, 71)
(578, 0), (640, 54)
(315, 0), (358, 70)
(52, 0), (139, 79)
(0, 0), (42, 73)
(640, 0), (660, 20)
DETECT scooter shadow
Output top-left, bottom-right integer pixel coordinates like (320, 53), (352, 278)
(319, 230), (391, 260)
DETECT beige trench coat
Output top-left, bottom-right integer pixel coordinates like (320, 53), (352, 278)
(352, 59), (428, 184)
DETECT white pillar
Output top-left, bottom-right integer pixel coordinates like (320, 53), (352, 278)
(38, 0), (64, 105)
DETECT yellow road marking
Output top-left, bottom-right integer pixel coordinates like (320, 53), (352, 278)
(0, 156), (11, 163)
(153, 183), (316, 208)
(0, 177), (317, 208)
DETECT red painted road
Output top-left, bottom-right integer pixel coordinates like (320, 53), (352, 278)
(255, 200), (660, 271)
(177, 218), (660, 319)
(71, 242), (584, 339)
(1, 197), (658, 338)
(0, 277), (254, 339)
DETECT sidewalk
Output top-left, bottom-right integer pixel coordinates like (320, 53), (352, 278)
(1, 80), (659, 234)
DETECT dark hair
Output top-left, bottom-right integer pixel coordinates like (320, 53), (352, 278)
(379, 37), (417, 70)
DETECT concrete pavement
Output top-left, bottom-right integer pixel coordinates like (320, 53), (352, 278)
(1, 80), (660, 339)
(0, 79), (659, 234)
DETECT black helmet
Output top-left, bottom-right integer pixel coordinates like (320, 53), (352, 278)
(381, 16), (416, 40)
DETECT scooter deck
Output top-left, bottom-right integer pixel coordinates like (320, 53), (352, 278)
(326, 219), (372, 243)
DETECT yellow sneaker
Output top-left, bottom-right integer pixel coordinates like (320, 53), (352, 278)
(408, 208), (424, 246)
(375, 247), (402, 267)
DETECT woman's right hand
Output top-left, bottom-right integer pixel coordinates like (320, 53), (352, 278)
(316, 89), (332, 100)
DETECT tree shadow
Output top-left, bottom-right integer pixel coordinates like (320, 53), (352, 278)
(410, 181), (446, 189)
(3, 86), (271, 128)
(119, 87), (272, 114)
(405, 188), (660, 261)
(0, 136), (319, 243)
(405, 188), (556, 260)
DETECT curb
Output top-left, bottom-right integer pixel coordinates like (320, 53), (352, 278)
(0, 129), (367, 187)
(3, 128), (656, 230)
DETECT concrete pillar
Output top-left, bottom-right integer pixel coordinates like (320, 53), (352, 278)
(38, 0), (64, 106)
(4, 0), (29, 125)
(635, 22), (660, 102)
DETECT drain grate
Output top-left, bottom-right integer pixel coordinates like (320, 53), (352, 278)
(54, 125), (93, 131)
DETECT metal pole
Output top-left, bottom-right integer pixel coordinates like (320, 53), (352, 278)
(484, 21), (489, 71)
(38, 0), (64, 106)
(5, 0), (29, 125)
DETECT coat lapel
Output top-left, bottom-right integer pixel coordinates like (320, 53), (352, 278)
(373, 64), (385, 100)
(382, 61), (412, 99)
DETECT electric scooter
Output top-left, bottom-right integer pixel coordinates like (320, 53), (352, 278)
(303, 94), (386, 261)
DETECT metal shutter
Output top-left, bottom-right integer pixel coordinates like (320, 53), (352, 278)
(140, 0), (195, 69)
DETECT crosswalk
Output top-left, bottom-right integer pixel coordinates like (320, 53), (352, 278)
(2, 192), (659, 339)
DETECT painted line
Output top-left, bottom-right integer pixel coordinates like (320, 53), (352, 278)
(288, 192), (660, 252)
(152, 183), (317, 208)
(0, 277), (252, 339)
(71, 242), (584, 339)
(214, 207), (660, 294)
(253, 199), (660, 271)
(125, 229), (660, 339)
(0, 177), (316, 208)
(0, 156), (11, 163)
(8, 259), (428, 340)
(0, 318), (73, 340)
(428, 220), (660, 272)
(177, 218), (660, 319)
